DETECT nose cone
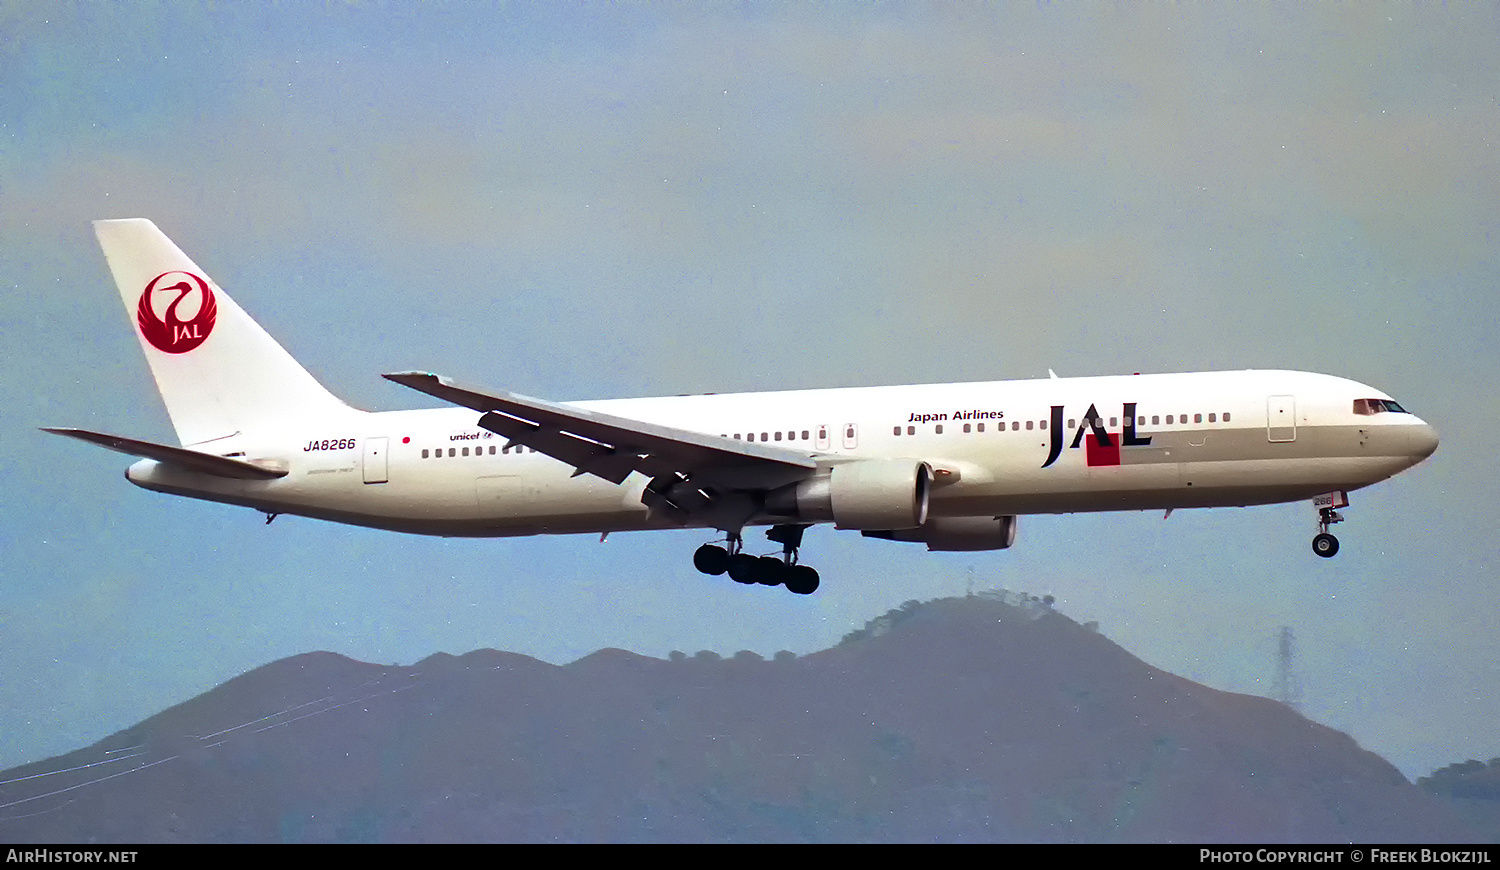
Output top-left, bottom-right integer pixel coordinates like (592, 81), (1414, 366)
(1409, 421), (1439, 460)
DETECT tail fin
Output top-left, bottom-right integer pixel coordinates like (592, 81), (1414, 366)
(94, 219), (356, 447)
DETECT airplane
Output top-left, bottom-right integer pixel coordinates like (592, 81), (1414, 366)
(45, 219), (1440, 595)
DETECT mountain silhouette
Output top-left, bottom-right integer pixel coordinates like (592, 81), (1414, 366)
(0, 593), (1480, 842)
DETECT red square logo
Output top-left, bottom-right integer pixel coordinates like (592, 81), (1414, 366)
(1085, 432), (1120, 467)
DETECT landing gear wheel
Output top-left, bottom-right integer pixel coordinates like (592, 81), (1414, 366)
(726, 553), (760, 584)
(693, 544), (729, 575)
(755, 556), (788, 586)
(1312, 533), (1340, 558)
(785, 565), (820, 595)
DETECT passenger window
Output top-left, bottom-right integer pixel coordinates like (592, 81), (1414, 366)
(1012, 421), (1020, 431)
(1039, 419), (1046, 430)
(1194, 413), (1202, 423)
(1025, 420), (1033, 430)
(935, 424), (943, 434)
(448, 448), (456, 457)
(1223, 412), (1231, 422)
(907, 425), (915, 435)
(421, 449), (429, 458)
(1109, 417), (1117, 427)
(1151, 415), (1159, 425)
(963, 423), (971, 433)
(801, 430), (809, 440)
(893, 426), (901, 436)
(977, 422), (985, 432)
(1208, 413), (1216, 423)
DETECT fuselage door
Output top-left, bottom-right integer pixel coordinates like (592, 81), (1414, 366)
(1267, 396), (1296, 443)
(363, 436), (389, 484)
(816, 425), (831, 451)
(842, 423), (858, 450)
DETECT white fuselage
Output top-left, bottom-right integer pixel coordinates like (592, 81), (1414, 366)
(125, 368), (1438, 538)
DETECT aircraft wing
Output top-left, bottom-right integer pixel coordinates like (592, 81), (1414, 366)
(42, 428), (289, 480)
(383, 372), (819, 491)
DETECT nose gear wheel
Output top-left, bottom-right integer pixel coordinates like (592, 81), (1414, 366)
(1311, 493), (1348, 558)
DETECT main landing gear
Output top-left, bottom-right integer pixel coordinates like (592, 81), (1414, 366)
(693, 524), (820, 595)
(1311, 491), (1348, 558)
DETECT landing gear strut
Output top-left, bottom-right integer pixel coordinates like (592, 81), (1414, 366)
(1311, 491), (1347, 558)
(692, 525), (820, 594)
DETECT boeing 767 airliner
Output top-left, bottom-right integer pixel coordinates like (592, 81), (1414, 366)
(45, 220), (1439, 594)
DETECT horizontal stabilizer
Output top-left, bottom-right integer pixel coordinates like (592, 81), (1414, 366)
(42, 428), (288, 480)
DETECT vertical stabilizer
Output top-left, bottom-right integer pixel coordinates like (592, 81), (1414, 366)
(93, 219), (356, 446)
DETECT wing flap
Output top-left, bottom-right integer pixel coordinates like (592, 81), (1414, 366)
(42, 428), (288, 480)
(478, 409), (644, 485)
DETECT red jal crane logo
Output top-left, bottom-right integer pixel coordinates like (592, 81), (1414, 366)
(138, 271), (217, 354)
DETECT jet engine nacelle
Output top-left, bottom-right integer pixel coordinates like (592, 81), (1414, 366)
(766, 459), (931, 530)
(862, 515), (1019, 551)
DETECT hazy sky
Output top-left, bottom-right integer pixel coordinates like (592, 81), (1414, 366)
(2, 4), (1496, 781)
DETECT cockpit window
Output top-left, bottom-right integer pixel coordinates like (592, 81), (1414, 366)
(1354, 398), (1409, 415)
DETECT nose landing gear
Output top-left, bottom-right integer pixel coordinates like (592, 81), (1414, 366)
(1311, 491), (1348, 558)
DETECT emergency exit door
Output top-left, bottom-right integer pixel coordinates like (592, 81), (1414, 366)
(363, 437), (389, 483)
(1267, 396), (1296, 443)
